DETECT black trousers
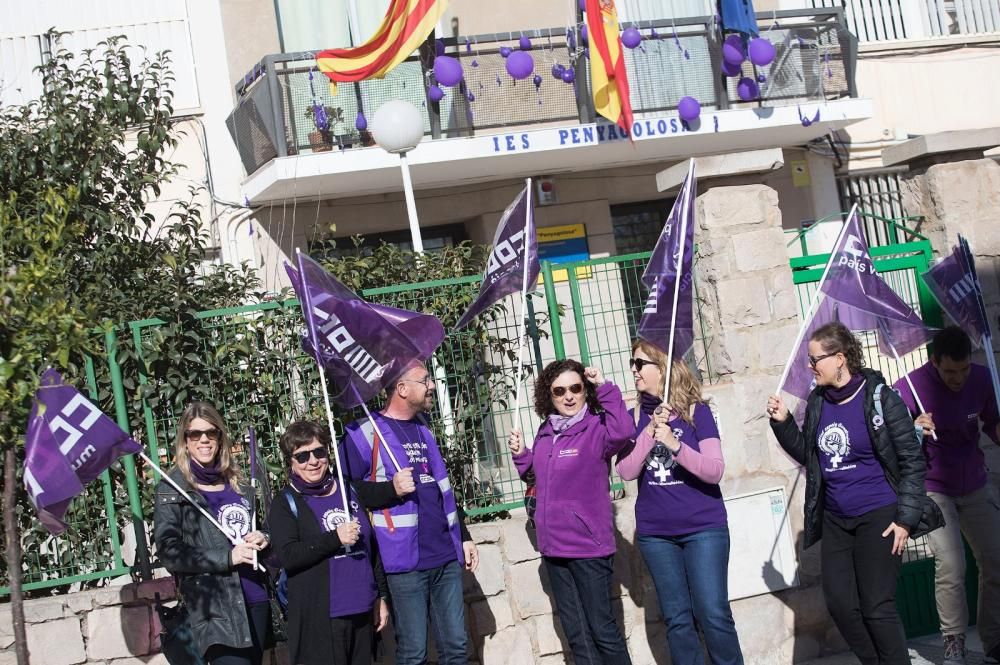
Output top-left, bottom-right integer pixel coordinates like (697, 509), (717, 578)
(821, 503), (909, 665)
(205, 602), (270, 665)
(330, 611), (374, 665)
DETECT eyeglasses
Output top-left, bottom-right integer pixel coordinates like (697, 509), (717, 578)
(401, 375), (434, 388)
(808, 353), (838, 368)
(291, 447), (329, 464)
(185, 428), (221, 443)
(551, 383), (584, 398)
(630, 358), (657, 372)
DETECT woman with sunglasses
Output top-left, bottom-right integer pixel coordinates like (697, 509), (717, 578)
(508, 359), (634, 665)
(153, 402), (273, 665)
(267, 420), (401, 665)
(616, 340), (743, 665)
(767, 322), (940, 665)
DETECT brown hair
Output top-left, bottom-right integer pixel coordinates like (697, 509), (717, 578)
(279, 421), (332, 466)
(631, 340), (705, 424)
(533, 359), (601, 419)
(173, 401), (242, 491)
(810, 322), (864, 374)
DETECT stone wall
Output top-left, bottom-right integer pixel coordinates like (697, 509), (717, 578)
(3, 184), (851, 665)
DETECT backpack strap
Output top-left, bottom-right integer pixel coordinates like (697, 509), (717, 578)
(872, 383), (886, 429)
(284, 489), (297, 518)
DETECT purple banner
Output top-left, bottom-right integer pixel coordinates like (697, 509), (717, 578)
(286, 253), (445, 408)
(818, 209), (933, 357)
(637, 161), (696, 359)
(922, 242), (986, 347)
(23, 369), (141, 534)
(454, 184), (539, 331)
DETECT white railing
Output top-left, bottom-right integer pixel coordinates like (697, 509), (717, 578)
(807, 0), (1000, 41)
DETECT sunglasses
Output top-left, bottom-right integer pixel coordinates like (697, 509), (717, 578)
(808, 352), (837, 368)
(291, 447), (329, 465)
(551, 383), (584, 398)
(630, 358), (657, 372)
(185, 428), (221, 443)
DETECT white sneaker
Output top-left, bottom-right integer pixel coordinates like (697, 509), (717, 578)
(943, 634), (967, 665)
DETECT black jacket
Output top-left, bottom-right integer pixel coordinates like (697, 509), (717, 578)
(153, 468), (269, 656)
(771, 368), (944, 549)
(267, 480), (396, 665)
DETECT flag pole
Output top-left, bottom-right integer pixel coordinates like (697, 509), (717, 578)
(359, 400), (405, 472)
(661, 160), (694, 401)
(982, 333), (1000, 408)
(513, 178), (533, 441)
(775, 204), (859, 395)
(138, 452), (266, 572)
(296, 248), (351, 518)
(878, 321), (938, 441)
(248, 426), (259, 570)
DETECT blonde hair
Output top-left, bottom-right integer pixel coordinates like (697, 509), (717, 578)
(631, 340), (705, 424)
(173, 401), (242, 491)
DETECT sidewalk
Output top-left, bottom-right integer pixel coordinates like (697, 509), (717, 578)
(801, 629), (988, 665)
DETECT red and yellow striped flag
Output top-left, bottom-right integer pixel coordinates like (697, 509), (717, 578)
(316, 0), (448, 94)
(586, 0), (635, 137)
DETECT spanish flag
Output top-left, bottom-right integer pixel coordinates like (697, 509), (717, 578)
(586, 0), (635, 137)
(316, 0), (448, 94)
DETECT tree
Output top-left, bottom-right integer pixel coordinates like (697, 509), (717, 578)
(0, 33), (260, 664)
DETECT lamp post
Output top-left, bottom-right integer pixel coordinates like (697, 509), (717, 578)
(371, 100), (426, 253)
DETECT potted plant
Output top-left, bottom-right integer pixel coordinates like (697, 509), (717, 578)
(305, 103), (341, 152)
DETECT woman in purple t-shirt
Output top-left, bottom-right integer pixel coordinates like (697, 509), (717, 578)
(616, 340), (743, 665)
(153, 402), (272, 665)
(268, 421), (391, 665)
(767, 322), (937, 665)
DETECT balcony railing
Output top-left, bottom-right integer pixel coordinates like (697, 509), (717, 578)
(226, 8), (856, 175)
(811, 0), (1000, 42)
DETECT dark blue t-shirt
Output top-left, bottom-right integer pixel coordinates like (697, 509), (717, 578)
(199, 485), (269, 605)
(816, 394), (897, 518)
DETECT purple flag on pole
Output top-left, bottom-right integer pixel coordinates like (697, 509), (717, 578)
(23, 369), (142, 534)
(923, 239), (988, 347)
(454, 183), (538, 331)
(818, 209), (933, 357)
(285, 253), (446, 409)
(637, 161), (696, 358)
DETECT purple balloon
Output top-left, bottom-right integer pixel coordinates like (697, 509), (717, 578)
(519, 35), (532, 51)
(533, 74), (543, 89)
(435, 39), (445, 56)
(579, 0), (586, 11)
(428, 84), (444, 102)
(506, 50), (534, 80)
(561, 67), (576, 83)
(737, 76), (759, 101)
(551, 63), (565, 79)
(355, 111), (367, 131)
(580, 24), (589, 45)
(678, 96), (701, 122)
(622, 27), (642, 49)
(500, 45), (512, 58)
(748, 37), (776, 66)
(722, 34), (745, 66)
(721, 59), (742, 77)
(433, 56), (463, 87)
(757, 73), (767, 83)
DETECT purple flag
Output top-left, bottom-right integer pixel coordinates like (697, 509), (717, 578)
(638, 161), (696, 358)
(923, 239), (988, 347)
(454, 183), (538, 331)
(23, 369), (142, 534)
(286, 253), (445, 408)
(818, 209), (933, 357)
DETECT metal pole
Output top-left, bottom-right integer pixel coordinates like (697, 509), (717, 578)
(398, 152), (424, 253)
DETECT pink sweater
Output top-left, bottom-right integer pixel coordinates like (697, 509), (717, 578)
(615, 420), (725, 484)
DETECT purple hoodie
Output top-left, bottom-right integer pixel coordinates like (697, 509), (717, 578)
(894, 361), (1000, 496)
(512, 382), (633, 558)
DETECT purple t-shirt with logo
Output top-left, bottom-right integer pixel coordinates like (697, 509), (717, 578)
(199, 485), (269, 605)
(381, 416), (456, 571)
(816, 395), (897, 518)
(303, 486), (378, 618)
(634, 403), (728, 536)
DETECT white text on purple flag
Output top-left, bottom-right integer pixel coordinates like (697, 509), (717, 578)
(311, 293), (387, 383)
(485, 229), (525, 284)
(838, 234), (873, 274)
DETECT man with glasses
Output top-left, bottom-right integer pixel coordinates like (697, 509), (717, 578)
(894, 326), (1000, 665)
(341, 360), (479, 665)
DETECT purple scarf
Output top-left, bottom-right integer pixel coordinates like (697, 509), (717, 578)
(824, 373), (866, 403)
(289, 470), (337, 496)
(548, 405), (590, 433)
(190, 459), (224, 486)
(639, 392), (662, 417)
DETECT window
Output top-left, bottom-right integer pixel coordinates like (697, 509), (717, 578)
(610, 199), (675, 337)
(275, 0), (392, 53)
(836, 170), (910, 246)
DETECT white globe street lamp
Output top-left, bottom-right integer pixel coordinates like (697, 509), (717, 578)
(372, 100), (426, 254)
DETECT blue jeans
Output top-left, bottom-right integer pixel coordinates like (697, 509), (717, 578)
(638, 527), (744, 665)
(543, 555), (632, 665)
(385, 560), (468, 665)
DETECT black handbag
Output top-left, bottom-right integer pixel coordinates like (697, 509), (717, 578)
(155, 593), (206, 665)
